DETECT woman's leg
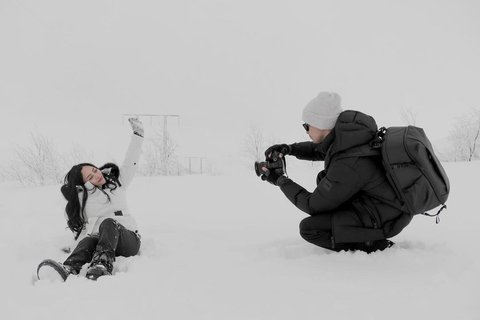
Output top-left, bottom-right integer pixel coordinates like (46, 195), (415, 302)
(115, 227), (141, 258)
(95, 218), (141, 258)
(86, 218), (140, 279)
(63, 236), (99, 273)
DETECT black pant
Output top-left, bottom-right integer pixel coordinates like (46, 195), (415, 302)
(299, 214), (388, 253)
(64, 218), (141, 272)
(299, 213), (340, 250)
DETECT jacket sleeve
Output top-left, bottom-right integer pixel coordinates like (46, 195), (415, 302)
(278, 161), (363, 215)
(290, 142), (326, 161)
(119, 134), (144, 187)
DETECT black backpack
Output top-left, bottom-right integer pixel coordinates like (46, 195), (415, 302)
(370, 126), (450, 222)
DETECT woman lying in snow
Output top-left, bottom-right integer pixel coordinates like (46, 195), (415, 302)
(37, 118), (144, 281)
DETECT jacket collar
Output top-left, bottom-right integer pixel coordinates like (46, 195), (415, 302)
(324, 110), (378, 168)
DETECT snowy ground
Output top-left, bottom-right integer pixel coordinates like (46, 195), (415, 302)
(0, 161), (479, 320)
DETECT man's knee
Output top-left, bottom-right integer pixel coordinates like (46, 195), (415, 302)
(299, 215), (331, 236)
(299, 217), (313, 240)
(299, 216), (333, 249)
(299, 217), (325, 239)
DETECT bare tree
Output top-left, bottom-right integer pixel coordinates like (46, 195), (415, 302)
(244, 124), (266, 162)
(447, 109), (480, 162)
(141, 131), (179, 176)
(400, 107), (418, 126)
(7, 131), (64, 185)
(468, 109), (480, 161)
(64, 143), (94, 166)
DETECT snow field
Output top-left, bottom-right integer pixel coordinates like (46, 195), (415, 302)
(0, 162), (479, 319)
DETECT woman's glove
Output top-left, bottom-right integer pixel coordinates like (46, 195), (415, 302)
(129, 118), (144, 137)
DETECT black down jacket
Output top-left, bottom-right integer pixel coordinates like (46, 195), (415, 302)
(278, 110), (412, 243)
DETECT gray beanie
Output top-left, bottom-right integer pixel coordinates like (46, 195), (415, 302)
(302, 91), (342, 130)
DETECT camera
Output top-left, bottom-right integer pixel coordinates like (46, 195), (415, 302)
(254, 151), (286, 177)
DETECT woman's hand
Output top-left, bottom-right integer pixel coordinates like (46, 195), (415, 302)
(128, 118), (144, 137)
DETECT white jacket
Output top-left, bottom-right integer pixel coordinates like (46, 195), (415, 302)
(73, 134), (143, 242)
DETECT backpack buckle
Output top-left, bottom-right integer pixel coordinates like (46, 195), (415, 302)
(370, 127), (387, 149)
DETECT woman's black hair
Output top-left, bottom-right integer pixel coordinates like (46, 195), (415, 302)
(99, 162), (121, 191)
(61, 162), (121, 240)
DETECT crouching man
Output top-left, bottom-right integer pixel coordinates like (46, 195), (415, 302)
(261, 92), (412, 253)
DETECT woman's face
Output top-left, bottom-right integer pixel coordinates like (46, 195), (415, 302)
(81, 166), (106, 187)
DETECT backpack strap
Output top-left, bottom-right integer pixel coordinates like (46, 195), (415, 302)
(333, 127), (386, 161)
(421, 204), (447, 224)
(333, 143), (381, 161)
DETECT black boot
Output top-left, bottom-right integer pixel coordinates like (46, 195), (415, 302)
(86, 251), (114, 281)
(37, 259), (78, 282)
(361, 239), (395, 253)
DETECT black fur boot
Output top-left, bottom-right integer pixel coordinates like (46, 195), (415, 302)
(86, 251), (114, 280)
(37, 259), (78, 282)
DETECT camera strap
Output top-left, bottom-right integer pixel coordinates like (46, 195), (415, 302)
(282, 157), (288, 178)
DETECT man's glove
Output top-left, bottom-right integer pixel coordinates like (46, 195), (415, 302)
(260, 155), (286, 186)
(261, 169), (285, 186)
(129, 118), (144, 137)
(264, 144), (291, 160)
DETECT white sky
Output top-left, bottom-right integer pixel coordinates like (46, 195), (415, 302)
(1, 0), (479, 166)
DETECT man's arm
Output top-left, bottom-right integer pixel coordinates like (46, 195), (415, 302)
(289, 142), (326, 161)
(277, 161), (363, 214)
(265, 141), (327, 162)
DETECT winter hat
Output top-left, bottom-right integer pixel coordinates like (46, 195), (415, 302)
(302, 91), (342, 130)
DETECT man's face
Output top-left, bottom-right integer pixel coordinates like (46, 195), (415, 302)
(305, 124), (331, 143)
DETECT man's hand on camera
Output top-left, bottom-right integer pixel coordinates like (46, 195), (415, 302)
(261, 169), (285, 186)
(260, 155), (287, 186)
(264, 144), (291, 160)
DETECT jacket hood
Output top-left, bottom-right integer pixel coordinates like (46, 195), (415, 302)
(329, 110), (378, 155)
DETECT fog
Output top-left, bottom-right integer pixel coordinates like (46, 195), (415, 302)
(1, 0), (479, 167)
